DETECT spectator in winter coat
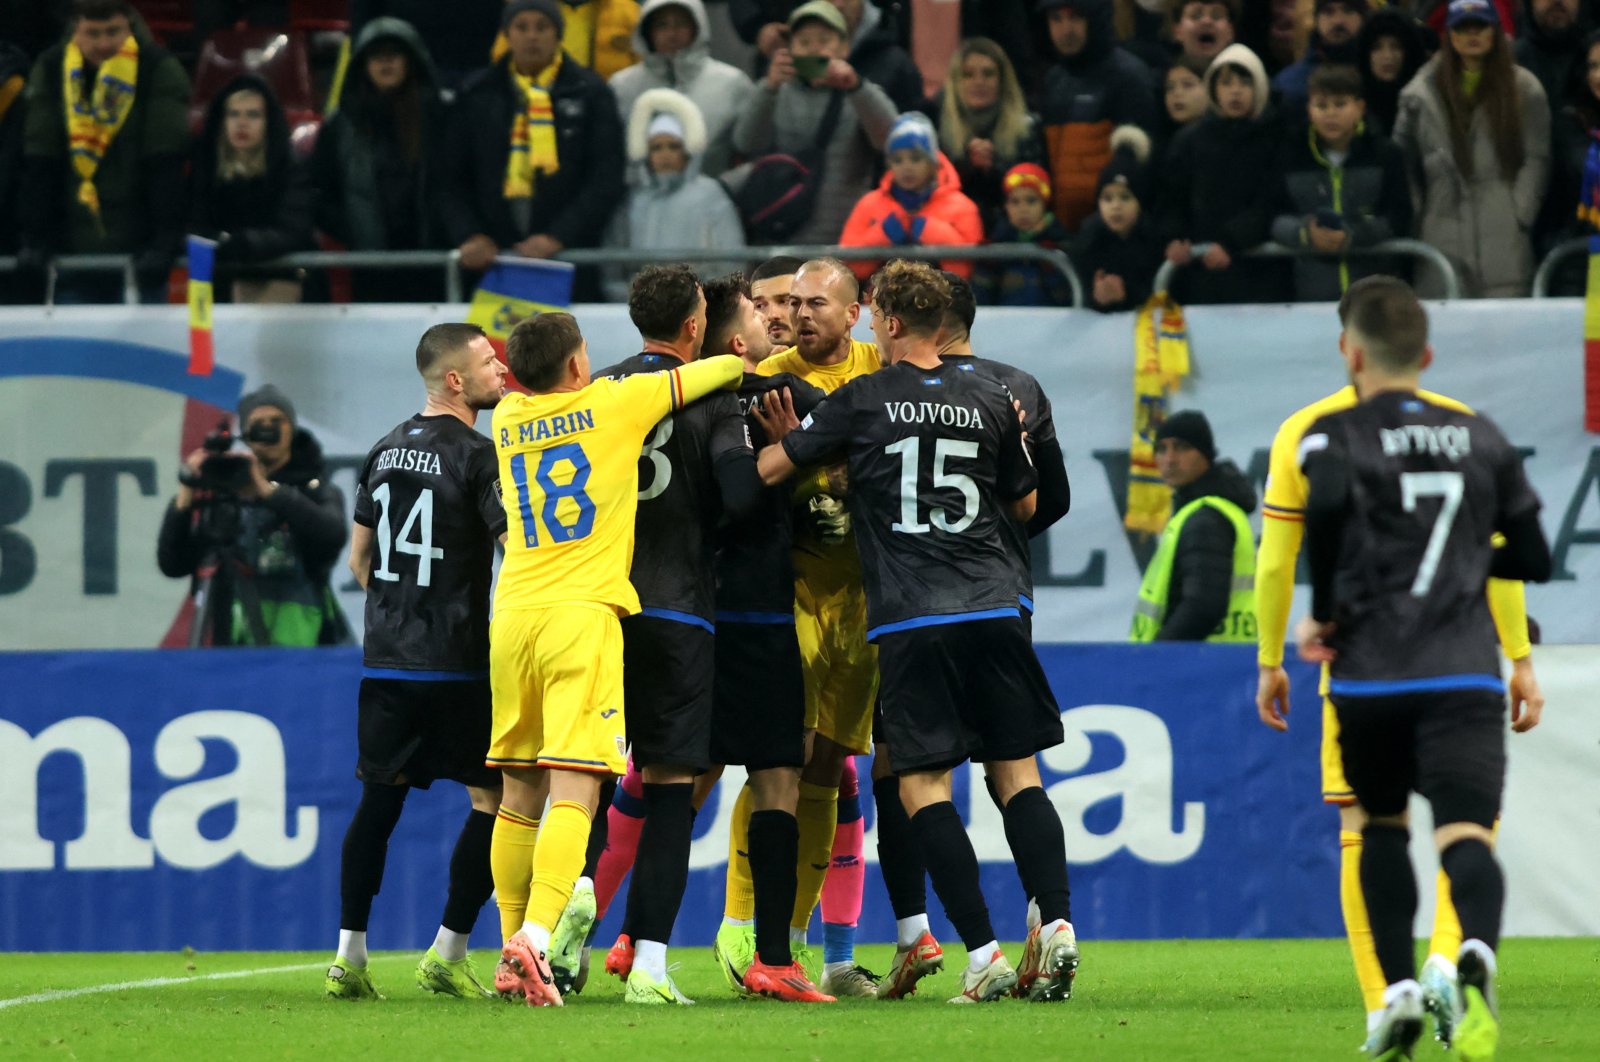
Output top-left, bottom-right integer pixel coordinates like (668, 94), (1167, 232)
(837, 111), (983, 279)
(1541, 28), (1600, 293)
(489, 0), (643, 81)
(440, 0), (626, 288)
(608, 0), (752, 176)
(1269, 63), (1413, 301)
(1394, 0), (1551, 296)
(0, 41), (30, 302)
(831, 0), (926, 112)
(603, 88), (745, 300)
(352, 0), (504, 89)
(933, 36), (1043, 236)
(1037, 0), (1161, 232)
(310, 17), (448, 301)
(1168, 0), (1239, 67)
(1273, 0), (1368, 112)
(1073, 126), (1164, 312)
(972, 162), (1075, 306)
(1358, 7), (1431, 135)
(730, 0), (896, 244)
(19, 0), (190, 304)
(1158, 42), (1288, 303)
(1156, 53), (1211, 166)
(1517, 0), (1588, 253)
(189, 75), (314, 303)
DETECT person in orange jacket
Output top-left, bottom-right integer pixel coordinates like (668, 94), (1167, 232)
(837, 112), (984, 280)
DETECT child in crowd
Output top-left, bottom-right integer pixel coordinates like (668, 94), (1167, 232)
(837, 112), (982, 280)
(1158, 54), (1211, 163)
(972, 162), (1073, 306)
(1072, 127), (1164, 312)
(603, 87), (745, 300)
(1269, 64), (1412, 301)
(1157, 42), (1287, 304)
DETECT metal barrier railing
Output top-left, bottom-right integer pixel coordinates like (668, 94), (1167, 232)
(1152, 239), (1463, 301)
(0, 242), (1086, 309)
(1531, 238), (1589, 298)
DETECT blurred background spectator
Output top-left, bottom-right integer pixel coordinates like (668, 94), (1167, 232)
(730, 0), (895, 244)
(1156, 53), (1210, 163)
(1037, 0), (1159, 233)
(0, 41), (30, 303)
(1273, 0), (1367, 111)
(1518, 0), (1587, 258)
(603, 87), (744, 299)
(310, 17), (449, 302)
(1358, 7), (1431, 134)
(933, 36), (1042, 235)
(1537, 26), (1600, 293)
(609, 0), (753, 176)
(837, 110), (981, 278)
(20, 0), (191, 304)
(1072, 127), (1162, 311)
(440, 0), (625, 294)
(831, 0), (926, 111)
(1394, 0), (1550, 297)
(353, 0), (505, 90)
(553, 0), (643, 79)
(189, 74), (314, 303)
(974, 162), (1075, 306)
(958, 0), (1042, 97)
(1168, 0), (1238, 68)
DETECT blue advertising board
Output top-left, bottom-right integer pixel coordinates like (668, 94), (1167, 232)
(0, 645), (1336, 952)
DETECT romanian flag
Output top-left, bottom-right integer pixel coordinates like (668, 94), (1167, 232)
(187, 235), (216, 376)
(466, 258), (575, 390)
(1127, 293), (1192, 535)
(1578, 136), (1600, 432)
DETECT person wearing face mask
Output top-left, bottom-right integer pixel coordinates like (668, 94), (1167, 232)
(1357, 7), (1431, 136)
(1273, 0), (1370, 112)
(1394, 0), (1550, 297)
(188, 74), (314, 304)
(932, 36), (1042, 235)
(601, 87), (745, 300)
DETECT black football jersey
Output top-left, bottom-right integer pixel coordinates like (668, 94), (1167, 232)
(1302, 391), (1541, 688)
(715, 372), (827, 618)
(940, 352), (1063, 605)
(782, 360), (1038, 636)
(353, 414), (507, 672)
(596, 353), (751, 623)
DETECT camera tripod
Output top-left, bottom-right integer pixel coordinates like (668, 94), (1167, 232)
(188, 542), (273, 648)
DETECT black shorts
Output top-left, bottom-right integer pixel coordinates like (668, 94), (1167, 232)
(710, 621), (806, 771)
(876, 616), (1063, 775)
(357, 677), (499, 789)
(1332, 688), (1506, 827)
(622, 613), (715, 771)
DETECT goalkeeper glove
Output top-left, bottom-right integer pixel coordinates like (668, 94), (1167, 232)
(808, 494), (851, 545)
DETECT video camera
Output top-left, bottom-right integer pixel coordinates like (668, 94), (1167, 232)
(179, 418), (282, 493)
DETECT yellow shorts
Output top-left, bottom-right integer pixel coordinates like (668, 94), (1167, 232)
(488, 605), (627, 775)
(794, 577), (878, 755)
(1321, 696), (1355, 805)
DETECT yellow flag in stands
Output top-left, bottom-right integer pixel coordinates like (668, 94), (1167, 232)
(1127, 293), (1192, 535)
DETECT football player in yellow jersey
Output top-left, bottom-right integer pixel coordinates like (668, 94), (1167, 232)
(1253, 277), (1544, 1051)
(484, 311), (743, 1006)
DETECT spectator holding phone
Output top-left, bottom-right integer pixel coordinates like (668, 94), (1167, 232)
(1269, 63), (1411, 301)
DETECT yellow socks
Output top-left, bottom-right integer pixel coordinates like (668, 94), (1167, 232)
(527, 800), (593, 935)
(1428, 867), (1463, 960)
(792, 780), (838, 930)
(1340, 828), (1387, 1014)
(491, 807), (540, 942)
(724, 783), (756, 922)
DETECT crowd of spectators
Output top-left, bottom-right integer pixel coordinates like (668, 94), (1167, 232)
(4, 0), (1599, 310)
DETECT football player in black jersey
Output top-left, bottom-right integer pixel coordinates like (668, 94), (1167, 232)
(591, 265), (764, 1005)
(326, 323), (508, 1001)
(1297, 281), (1551, 1061)
(754, 261), (1079, 1004)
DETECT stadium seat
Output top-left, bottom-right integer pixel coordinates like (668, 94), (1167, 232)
(289, 0), (351, 33)
(188, 26), (318, 135)
(132, 0), (196, 43)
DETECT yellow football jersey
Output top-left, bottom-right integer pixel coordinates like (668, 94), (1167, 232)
(491, 355), (743, 615)
(756, 339), (882, 393)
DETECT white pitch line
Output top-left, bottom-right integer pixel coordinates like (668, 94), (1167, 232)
(0, 955), (409, 1010)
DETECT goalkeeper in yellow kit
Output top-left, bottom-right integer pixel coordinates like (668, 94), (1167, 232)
(1254, 277), (1544, 1051)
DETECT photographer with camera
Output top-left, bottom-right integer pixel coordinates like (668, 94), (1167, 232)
(157, 385), (350, 647)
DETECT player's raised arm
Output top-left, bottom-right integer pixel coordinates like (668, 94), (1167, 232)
(669, 354), (746, 408)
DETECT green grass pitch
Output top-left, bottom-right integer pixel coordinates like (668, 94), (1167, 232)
(2, 940), (1596, 1060)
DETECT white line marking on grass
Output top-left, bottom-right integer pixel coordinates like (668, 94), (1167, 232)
(0, 955), (410, 1010)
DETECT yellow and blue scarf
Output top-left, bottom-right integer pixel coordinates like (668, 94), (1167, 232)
(63, 32), (140, 223)
(505, 54), (562, 199)
(1127, 293), (1192, 534)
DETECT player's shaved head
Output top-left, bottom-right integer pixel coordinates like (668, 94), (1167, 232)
(701, 272), (751, 356)
(873, 260), (951, 337)
(939, 269), (976, 338)
(796, 257), (859, 303)
(1343, 277), (1428, 373)
(507, 311), (583, 391)
(416, 322), (487, 385)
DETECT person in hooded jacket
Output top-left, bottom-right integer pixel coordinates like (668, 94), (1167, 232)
(188, 74), (314, 303)
(311, 18), (448, 302)
(837, 111), (983, 279)
(609, 0), (753, 176)
(1129, 410), (1259, 643)
(1517, 0), (1589, 255)
(353, 0), (505, 90)
(158, 385), (350, 647)
(972, 161), (1075, 306)
(603, 87), (745, 300)
(1273, 0), (1370, 111)
(1072, 126), (1165, 312)
(1357, 6), (1432, 135)
(1537, 27), (1600, 294)
(1158, 42), (1288, 304)
(1036, 0), (1160, 233)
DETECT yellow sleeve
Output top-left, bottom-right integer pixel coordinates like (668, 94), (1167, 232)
(1486, 577), (1531, 660)
(1255, 513), (1303, 667)
(620, 355), (743, 428)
